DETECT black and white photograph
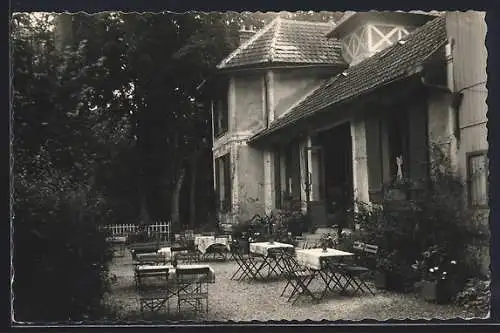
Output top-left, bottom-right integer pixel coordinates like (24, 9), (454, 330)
(10, 10), (491, 324)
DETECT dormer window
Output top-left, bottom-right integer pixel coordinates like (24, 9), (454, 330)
(341, 24), (412, 65)
(328, 11), (436, 66)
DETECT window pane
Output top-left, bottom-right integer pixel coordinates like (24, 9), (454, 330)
(469, 154), (488, 207)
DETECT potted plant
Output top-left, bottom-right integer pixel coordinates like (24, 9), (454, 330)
(374, 257), (394, 290)
(413, 245), (458, 304)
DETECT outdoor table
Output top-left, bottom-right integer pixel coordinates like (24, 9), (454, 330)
(157, 247), (172, 262)
(135, 263), (215, 288)
(106, 236), (127, 257)
(135, 252), (166, 265)
(295, 248), (354, 299)
(249, 241), (295, 279)
(195, 235), (231, 260)
(135, 263), (215, 314)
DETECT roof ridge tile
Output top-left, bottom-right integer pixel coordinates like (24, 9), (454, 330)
(268, 17), (281, 62)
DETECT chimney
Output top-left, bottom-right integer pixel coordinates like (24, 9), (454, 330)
(238, 25), (256, 45)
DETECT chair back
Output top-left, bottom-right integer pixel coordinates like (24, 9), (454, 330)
(352, 241), (366, 252)
(176, 266), (210, 283)
(360, 243), (379, 270)
(364, 243), (379, 255)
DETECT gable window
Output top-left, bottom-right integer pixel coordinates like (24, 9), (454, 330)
(467, 151), (489, 208)
(213, 80), (229, 137)
(215, 153), (231, 212)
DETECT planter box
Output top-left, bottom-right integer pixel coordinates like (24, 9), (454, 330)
(421, 280), (454, 304)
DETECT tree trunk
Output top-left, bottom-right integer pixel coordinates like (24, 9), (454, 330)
(138, 178), (151, 227)
(170, 167), (186, 231)
(189, 153), (199, 229)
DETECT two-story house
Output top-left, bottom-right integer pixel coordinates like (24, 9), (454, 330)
(210, 11), (488, 269)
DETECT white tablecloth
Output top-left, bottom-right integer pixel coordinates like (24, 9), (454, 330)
(157, 247), (172, 261)
(249, 241), (294, 256)
(295, 248), (354, 270)
(194, 236), (230, 254)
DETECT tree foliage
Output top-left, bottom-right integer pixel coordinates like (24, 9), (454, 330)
(11, 11), (345, 320)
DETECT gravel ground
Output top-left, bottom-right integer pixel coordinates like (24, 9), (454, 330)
(103, 252), (483, 322)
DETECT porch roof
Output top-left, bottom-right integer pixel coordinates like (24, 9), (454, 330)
(248, 15), (447, 144)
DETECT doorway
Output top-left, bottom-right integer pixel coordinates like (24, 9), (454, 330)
(308, 122), (353, 227)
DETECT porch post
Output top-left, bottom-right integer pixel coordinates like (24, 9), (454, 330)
(351, 119), (370, 210)
(263, 149), (274, 214)
(299, 137), (310, 213)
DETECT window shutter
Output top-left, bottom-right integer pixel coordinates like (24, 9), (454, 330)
(365, 116), (383, 202)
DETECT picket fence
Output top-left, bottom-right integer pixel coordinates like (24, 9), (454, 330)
(103, 221), (171, 240)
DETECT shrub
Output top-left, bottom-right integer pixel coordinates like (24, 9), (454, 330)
(13, 169), (114, 322)
(353, 145), (483, 291)
(231, 209), (308, 243)
(454, 278), (490, 316)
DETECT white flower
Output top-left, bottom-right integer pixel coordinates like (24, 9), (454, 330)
(429, 268), (435, 273)
(450, 260), (456, 264)
(434, 266), (439, 271)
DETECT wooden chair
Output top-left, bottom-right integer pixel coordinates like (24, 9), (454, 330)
(138, 282), (176, 314)
(176, 266), (210, 314)
(281, 252), (317, 305)
(340, 242), (378, 295)
(229, 242), (265, 280)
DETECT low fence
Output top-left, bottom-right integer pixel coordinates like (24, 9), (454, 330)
(102, 221), (171, 241)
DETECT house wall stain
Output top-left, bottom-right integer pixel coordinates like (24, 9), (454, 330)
(272, 70), (324, 119)
(233, 74), (266, 133)
(235, 144), (266, 221)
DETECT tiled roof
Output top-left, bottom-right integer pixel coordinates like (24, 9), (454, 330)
(249, 15), (447, 142)
(217, 18), (346, 70)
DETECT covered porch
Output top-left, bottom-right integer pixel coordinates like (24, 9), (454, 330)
(249, 74), (434, 229)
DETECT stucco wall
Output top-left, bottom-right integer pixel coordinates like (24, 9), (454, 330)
(427, 91), (454, 150)
(446, 11), (489, 273)
(232, 74), (265, 133)
(272, 70), (324, 119)
(235, 144), (265, 221)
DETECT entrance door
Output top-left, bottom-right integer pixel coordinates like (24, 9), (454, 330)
(304, 145), (328, 226)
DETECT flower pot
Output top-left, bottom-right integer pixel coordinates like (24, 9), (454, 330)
(421, 280), (453, 304)
(374, 271), (390, 289)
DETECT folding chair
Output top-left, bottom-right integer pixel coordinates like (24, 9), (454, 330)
(176, 267), (210, 314)
(135, 252), (165, 266)
(174, 245), (201, 264)
(137, 268), (174, 314)
(281, 253), (317, 304)
(339, 243), (378, 296)
(230, 244), (265, 280)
